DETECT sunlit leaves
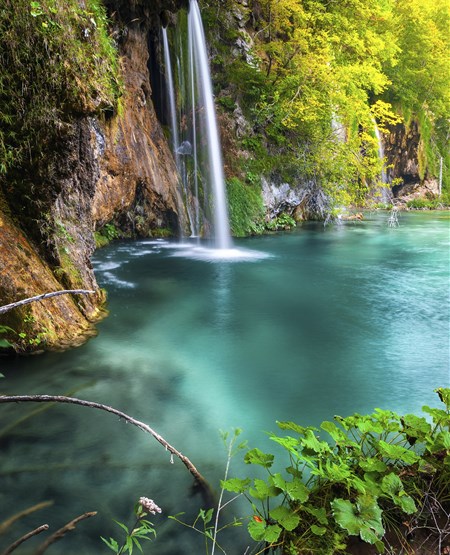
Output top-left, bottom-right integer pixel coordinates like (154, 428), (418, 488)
(270, 505), (300, 531)
(244, 447), (274, 468)
(377, 440), (420, 465)
(234, 389), (450, 553)
(331, 495), (384, 544)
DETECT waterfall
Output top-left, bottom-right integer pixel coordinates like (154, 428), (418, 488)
(162, 0), (232, 249)
(374, 123), (391, 203)
(162, 26), (195, 236)
(187, 0), (232, 249)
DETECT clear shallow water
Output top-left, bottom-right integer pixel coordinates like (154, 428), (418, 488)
(0, 211), (449, 554)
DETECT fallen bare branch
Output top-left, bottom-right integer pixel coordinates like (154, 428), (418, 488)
(0, 290), (96, 315)
(33, 512), (96, 555)
(0, 395), (214, 505)
(1, 524), (49, 555)
(0, 502), (54, 535)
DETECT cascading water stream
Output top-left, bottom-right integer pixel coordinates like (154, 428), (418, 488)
(374, 123), (391, 203)
(162, 1), (264, 259)
(162, 26), (195, 236)
(187, 0), (232, 249)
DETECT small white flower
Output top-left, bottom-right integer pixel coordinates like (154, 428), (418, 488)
(139, 497), (162, 515)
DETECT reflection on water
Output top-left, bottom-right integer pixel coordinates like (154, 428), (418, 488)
(0, 212), (449, 554)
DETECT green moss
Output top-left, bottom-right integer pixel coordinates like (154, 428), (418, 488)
(56, 248), (83, 289)
(0, 0), (122, 177)
(226, 177), (265, 237)
(94, 222), (120, 248)
(151, 228), (173, 239)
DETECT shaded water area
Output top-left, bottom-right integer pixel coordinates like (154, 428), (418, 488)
(1, 212), (449, 554)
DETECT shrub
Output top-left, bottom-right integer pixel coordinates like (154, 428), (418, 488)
(224, 388), (450, 554)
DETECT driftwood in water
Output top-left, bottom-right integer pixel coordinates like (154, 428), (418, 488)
(0, 290), (96, 315)
(0, 395), (214, 506)
(0, 525), (49, 555)
(33, 512), (97, 555)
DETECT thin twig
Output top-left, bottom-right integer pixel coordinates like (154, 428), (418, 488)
(0, 395), (214, 505)
(0, 502), (53, 535)
(1, 525), (49, 555)
(33, 512), (96, 555)
(0, 290), (96, 315)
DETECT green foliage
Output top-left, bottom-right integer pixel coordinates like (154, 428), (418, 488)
(226, 177), (265, 236)
(406, 198), (442, 210)
(94, 223), (120, 248)
(265, 213), (296, 232)
(0, 0), (122, 190)
(101, 502), (157, 554)
(223, 388), (450, 553)
(206, 0), (449, 213)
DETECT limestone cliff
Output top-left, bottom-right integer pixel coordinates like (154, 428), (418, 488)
(0, 0), (187, 353)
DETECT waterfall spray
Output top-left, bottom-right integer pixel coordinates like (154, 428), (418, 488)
(374, 123), (391, 203)
(162, 26), (195, 235)
(187, 0), (232, 249)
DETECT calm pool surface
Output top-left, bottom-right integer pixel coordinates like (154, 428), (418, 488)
(1, 211), (449, 554)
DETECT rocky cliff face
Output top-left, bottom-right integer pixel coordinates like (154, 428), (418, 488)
(0, 0), (187, 353)
(384, 120), (439, 200)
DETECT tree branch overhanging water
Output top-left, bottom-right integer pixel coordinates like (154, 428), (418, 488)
(0, 395), (214, 506)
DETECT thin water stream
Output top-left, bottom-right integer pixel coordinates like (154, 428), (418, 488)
(0, 212), (449, 554)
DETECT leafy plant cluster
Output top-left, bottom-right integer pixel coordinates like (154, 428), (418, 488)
(0, 0), (122, 200)
(406, 197), (445, 210)
(226, 177), (266, 236)
(94, 223), (121, 248)
(222, 388), (450, 554)
(204, 0), (449, 212)
(101, 502), (157, 555)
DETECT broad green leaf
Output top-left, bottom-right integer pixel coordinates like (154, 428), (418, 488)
(311, 524), (327, 535)
(331, 495), (384, 540)
(360, 526), (382, 545)
(321, 421), (357, 448)
(250, 478), (280, 499)
(377, 440), (420, 464)
(331, 498), (361, 535)
(271, 473), (287, 491)
(436, 387), (450, 409)
(247, 519), (266, 541)
(221, 477), (251, 493)
(263, 524), (282, 542)
(303, 505), (328, 525)
(381, 473), (402, 496)
(276, 421), (310, 434)
(0, 339), (13, 348)
(359, 458), (387, 473)
(398, 493), (417, 514)
(270, 434), (300, 455)
(401, 414), (431, 435)
(286, 478), (309, 502)
(301, 429), (331, 454)
(270, 505), (300, 531)
(324, 460), (351, 481)
(422, 406), (449, 425)
(357, 418), (384, 435)
(248, 520), (282, 543)
(430, 431), (450, 452)
(244, 448), (274, 468)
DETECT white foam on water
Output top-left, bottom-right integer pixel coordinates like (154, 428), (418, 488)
(170, 245), (273, 262)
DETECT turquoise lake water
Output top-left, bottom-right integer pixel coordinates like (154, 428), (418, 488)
(0, 211), (449, 553)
